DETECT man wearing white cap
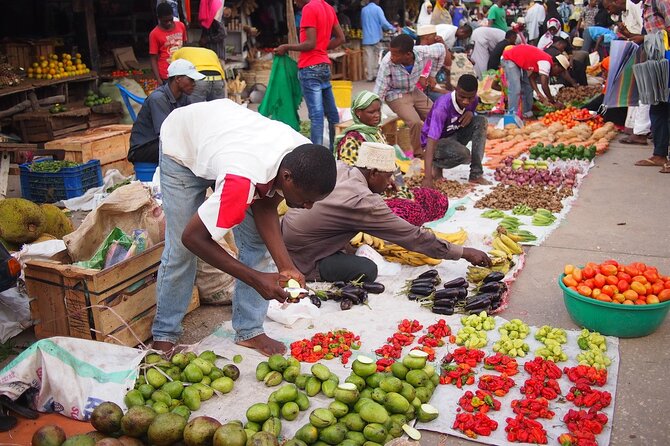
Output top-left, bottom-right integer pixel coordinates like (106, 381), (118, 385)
(501, 44), (568, 117)
(128, 59), (204, 164)
(282, 142), (491, 282)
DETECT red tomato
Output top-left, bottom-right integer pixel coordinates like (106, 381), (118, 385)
(562, 275), (578, 288)
(601, 285), (617, 297)
(624, 266), (639, 276)
(593, 274), (606, 288)
(605, 275), (619, 286)
(572, 268), (583, 282)
(601, 264), (618, 276)
(652, 282), (665, 295)
(602, 259), (619, 267)
(617, 272), (632, 282)
(632, 275), (648, 285)
(659, 289), (670, 302)
(578, 286), (592, 297)
(643, 270), (659, 283)
(583, 266), (596, 279)
(583, 279), (595, 289)
(617, 280), (630, 292)
(630, 282), (647, 296)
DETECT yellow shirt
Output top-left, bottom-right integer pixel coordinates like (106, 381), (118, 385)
(171, 47), (225, 78)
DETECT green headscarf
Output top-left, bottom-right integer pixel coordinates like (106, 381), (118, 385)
(334, 90), (384, 146)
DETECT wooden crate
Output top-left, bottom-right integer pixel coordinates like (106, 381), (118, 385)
(0, 39), (57, 69)
(44, 124), (133, 175)
(13, 107), (90, 143)
(25, 242), (199, 347)
(345, 50), (364, 82)
(335, 116), (398, 144)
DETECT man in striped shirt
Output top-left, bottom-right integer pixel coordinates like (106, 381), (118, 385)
(374, 34), (446, 157)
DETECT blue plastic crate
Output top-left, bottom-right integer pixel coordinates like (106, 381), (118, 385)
(20, 159), (103, 203)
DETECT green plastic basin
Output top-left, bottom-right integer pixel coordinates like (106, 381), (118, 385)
(558, 274), (670, 338)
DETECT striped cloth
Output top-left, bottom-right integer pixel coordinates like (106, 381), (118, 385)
(603, 40), (640, 108)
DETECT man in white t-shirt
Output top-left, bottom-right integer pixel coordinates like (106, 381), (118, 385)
(153, 99), (337, 356)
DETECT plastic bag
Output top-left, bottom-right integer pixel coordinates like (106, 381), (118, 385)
(355, 244), (401, 276)
(75, 228), (150, 270)
(0, 337), (144, 420)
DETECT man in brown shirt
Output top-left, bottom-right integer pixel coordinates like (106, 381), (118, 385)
(281, 142), (491, 282)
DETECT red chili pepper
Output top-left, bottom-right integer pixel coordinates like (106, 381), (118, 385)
(510, 398), (555, 419)
(524, 357), (563, 380)
(290, 329), (361, 364)
(504, 414), (548, 444)
(484, 353), (519, 376)
(452, 412), (498, 439)
(440, 363), (475, 388)
(565, 383), (612, 411)
(563, 365), (608, 387)
(478, 374), (516, 397)
(458, 390), (502, 413)
(444, 347), (486, 368)
(520, 378), (561, 400)
(562, 408), (608, 438)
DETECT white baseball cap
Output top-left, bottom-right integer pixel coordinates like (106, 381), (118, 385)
(355, 142), (396, 172)
(167, 59), (205, 80)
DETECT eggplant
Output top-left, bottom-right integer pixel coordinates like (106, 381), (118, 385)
(458, 287), (469, 299)
(464, 295), (494, 311)
(482, 271), (505, 283)
(434, 288), (462, 300)
(341, 291), (360, 305)
(479, 281), (507, 294)
(417, 269), (439, 279)
(432, 306), (455, 315)
(407, 293), (422, 301)
(310, 295), (322, 308)
(410, 278), (439, 287)
(340, 298), (353, 310)
(443, 277), (468, 289)
(325, 290), (341, 301)
(332, 281), (346, 288)
(409, 285), (435, 296)
(362, 282), (385, 294)
(341, 284), (362, 295)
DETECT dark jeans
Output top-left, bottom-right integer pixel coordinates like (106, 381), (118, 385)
(128, 139), (159, 163)
(433, 115), (487, 179)
(298, 63), (339, 151)
(318, 252), (378, 283)
(650, 102), (670, 158)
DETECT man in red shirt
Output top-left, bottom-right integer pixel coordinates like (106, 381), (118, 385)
(501, 44), (568, 117)
(149, 2), (188, 83)
(275, 0), (346, 151)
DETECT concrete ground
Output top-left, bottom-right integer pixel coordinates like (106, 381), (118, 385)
(4, 81), (669, 444)
(180, 81), (670, 445)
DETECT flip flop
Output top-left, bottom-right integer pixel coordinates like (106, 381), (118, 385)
(635, 158), (665, 166)
(660, 163), (670, 173)
(0, 415), (17, 432)
(620, 136), (648, 145)
(0, 395), (39, 419)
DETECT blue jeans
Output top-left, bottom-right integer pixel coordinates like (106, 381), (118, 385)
(502, 59), (534, 117)
(153, 156), (270, 343)
(298, 64), (339, 151)
(650, 102), (670, 158)
(191, 79), (226, 102)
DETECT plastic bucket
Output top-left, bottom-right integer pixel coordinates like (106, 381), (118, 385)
(134, 162), (158, 182)
(558, 274), (670, 337)
(331, 80), (353, 108)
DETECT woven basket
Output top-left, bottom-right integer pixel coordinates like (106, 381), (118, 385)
(250, 59), (274, 71)
(254, 70), (271, 86)
(397, 127), (412, 153)
(239, 70), (256, 85)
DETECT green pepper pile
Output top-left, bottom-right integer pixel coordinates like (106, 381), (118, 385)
(529, 143), (596, 161)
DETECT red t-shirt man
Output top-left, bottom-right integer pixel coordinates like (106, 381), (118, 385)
(149, 4), (188, 82)
(297, 0), (339, 68)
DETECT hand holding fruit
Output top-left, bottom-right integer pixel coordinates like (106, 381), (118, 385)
(462, 248), (492, 267)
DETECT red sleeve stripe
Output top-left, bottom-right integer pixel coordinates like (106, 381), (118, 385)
(216, 174), (252, 229)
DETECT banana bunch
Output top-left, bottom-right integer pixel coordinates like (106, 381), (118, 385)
(492, 233), (523, 256)
(349, 229), (468, 267)
(481, 209), (505, 219)
(499, 216), (523, 232)
(532, 208), (557, 226)
(432, 228), (468, 245)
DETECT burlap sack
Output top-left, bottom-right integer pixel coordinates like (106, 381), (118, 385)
(63, 183), (164, 262)
(196, 231), (238, 305)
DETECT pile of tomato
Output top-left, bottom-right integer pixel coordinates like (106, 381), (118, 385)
(541, 106), (604, 131)
(562, 260), (670, 305)
(290, 329), (360, 364)
(111, 69), (144, 77)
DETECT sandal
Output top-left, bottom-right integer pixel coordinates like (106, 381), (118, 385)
(635, 158), (666, 167)
(620, 136), (648, 145)
(660, 163), (670, 173)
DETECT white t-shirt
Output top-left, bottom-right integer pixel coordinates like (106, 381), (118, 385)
(160, 99), (310, 240)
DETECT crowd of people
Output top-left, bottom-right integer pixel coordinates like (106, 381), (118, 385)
(133, 0), (668, 357)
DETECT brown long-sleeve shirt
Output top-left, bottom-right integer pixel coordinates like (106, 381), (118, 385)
(281, 162), (463, 280)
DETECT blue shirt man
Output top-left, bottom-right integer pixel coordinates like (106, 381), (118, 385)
(361, 0), (396, 82)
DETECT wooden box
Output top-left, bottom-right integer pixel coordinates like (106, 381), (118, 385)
(25, 242), (199, 347)
(345, 50), (364, 82)
(335, 115), (399, 144)
(13, 107), (90, 143)
(44, 124), (133, 175)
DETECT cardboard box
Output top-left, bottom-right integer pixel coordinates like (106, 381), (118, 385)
(25, 242), (199, 347)
(44, 124), (134, 176)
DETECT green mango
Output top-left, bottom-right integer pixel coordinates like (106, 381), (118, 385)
(182, 386), (201, 411)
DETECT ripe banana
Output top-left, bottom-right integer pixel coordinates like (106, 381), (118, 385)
(488, 249), (511, 259)
(363, 233), (374, 245)
(432, 228), (468, 245)
(493, 237), (514, 255)
(499, 234), (523, 255)
(350, 232), (364, 245)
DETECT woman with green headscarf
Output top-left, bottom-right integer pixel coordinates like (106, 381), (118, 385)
(335, 90), (387, 165)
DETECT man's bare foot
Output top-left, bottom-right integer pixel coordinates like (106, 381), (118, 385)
(236, 334), (287, 357)
(469, 176), (491, 185)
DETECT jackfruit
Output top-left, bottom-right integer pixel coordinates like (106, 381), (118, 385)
(40, 204), (74, 238)
(0, 198), (46, 244)
(34, 233), (57, 243)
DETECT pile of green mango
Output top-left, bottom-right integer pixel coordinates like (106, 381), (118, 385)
(250, 351), (439, 446)
(124, 350), (239, 419)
